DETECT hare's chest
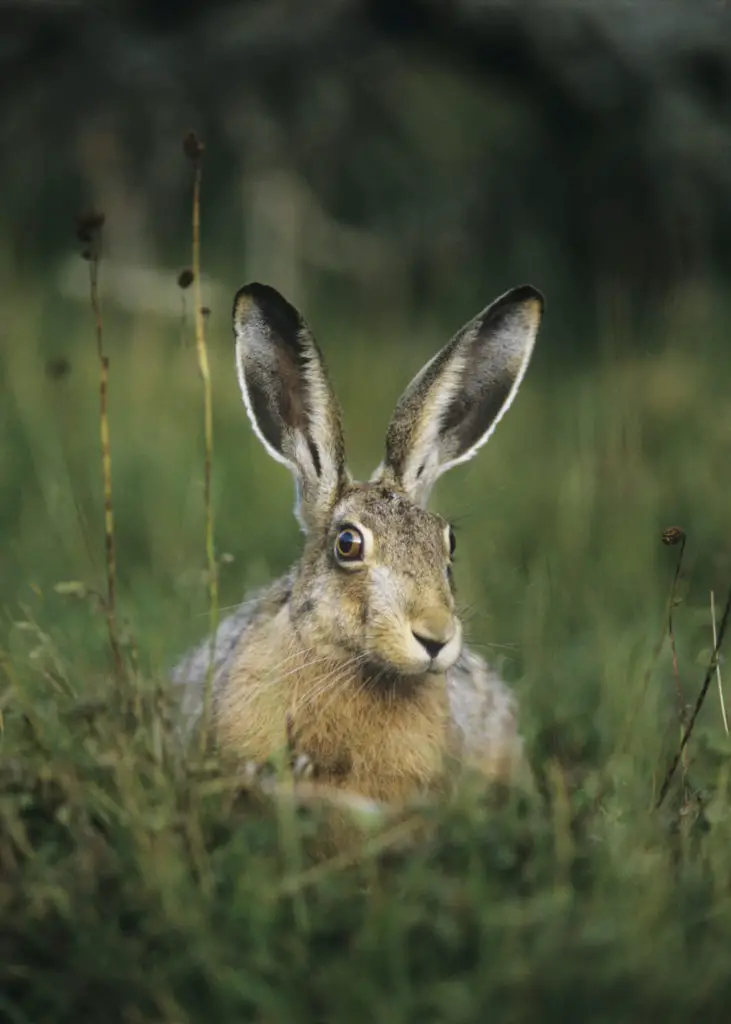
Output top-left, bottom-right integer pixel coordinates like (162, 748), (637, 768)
(292, 680), (452, 804)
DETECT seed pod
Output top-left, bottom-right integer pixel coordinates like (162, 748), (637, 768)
(183, 131), (204, 162)
(661, 526), (686, 546)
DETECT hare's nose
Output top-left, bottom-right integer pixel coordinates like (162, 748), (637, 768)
(412, 632), (447, 659)
(411, 608), (455, 659)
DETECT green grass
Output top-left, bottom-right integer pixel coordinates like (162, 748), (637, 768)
(2, 268), (731, 1022)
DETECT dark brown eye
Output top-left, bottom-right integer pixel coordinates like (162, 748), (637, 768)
(448, 527), (456, 557)
(335, 525), (364, 562)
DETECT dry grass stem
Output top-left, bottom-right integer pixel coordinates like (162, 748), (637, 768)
(276, 814), (423, 898)
(665, 531), (686, 713)
(185, 136), (219, 754)
(711, 589), (729, 736)
(85, 220), (123, 678)
(657, 583), (731, 807)
(664, 529), (688, 774)
(613, 527), (687, 761)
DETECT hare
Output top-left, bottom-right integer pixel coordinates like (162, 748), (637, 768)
(174, 282), (543, 813)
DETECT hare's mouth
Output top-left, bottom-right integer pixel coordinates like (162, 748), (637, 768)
(357, 657), (433, 698)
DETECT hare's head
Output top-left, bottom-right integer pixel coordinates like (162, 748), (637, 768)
(233, 283), (542, 682)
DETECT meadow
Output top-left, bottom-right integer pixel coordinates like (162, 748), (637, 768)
(1, 242), (731, 1021)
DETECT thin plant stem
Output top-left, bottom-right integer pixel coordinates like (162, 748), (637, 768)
(614, 530), (686, 759)
(276, 813), (422, 898)
(656, 584), (731, 808)
(188, 146), (219, 755)
(89, 247), (123, 678)
(666, 534), (687, 775)
(667, 534), (686, 715)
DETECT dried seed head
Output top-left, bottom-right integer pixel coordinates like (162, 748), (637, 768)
(201, 306), (211, 318)
(177, 268), (195, 289)
(75, 210), (105, 242)
(183, 131), (204, 162)
(662, 526), (686, 546)
(46, 357), (71, 380)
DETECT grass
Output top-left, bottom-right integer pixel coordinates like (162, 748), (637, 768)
(1, 255), (731, 1022)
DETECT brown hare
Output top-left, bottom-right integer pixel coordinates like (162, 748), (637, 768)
(174, 282), (543, 816)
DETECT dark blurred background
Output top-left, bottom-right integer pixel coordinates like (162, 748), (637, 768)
(5, 0), (731, 332)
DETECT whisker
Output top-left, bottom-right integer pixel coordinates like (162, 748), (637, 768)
(464, 636), (519, 653)
(292, 653), (373, 722)
(458, 601), (481, 621)
(249, 652), (334, 692)
(290, 657), (351, 709)
(196, 601), (244, 618)
(293, 653), (370, 717)
(223, 649), (331, 704)
(313, 654), (372, 717)
(445, 507), (476, 528)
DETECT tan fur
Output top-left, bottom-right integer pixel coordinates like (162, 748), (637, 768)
(215, 603), (452, 804)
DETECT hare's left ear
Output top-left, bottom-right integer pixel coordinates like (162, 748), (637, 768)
(234, 283), (347, 533)
(373, 285), (543, 506)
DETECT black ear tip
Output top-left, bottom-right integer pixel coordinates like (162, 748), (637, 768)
(481, 284), (544, 327)
(507, 284), (545, 311)
(233, 281), (283, 314)
(232, 282), (304, 336)
(236, 282), (279, 303)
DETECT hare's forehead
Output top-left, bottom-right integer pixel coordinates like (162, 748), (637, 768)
(331, 485), (446, 545)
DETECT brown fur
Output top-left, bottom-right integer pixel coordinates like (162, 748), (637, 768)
(215, 604), (453, 804)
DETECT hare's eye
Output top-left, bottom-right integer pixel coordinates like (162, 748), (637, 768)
(335, 526), (364, 562)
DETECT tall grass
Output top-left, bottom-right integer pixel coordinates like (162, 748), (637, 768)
(1, 254), (731, 1020)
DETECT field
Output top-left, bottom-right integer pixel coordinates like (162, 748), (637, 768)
(1, 252), (731, 1022)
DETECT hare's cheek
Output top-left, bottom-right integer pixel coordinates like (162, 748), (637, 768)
(323, 572), (372, 636)
(367, 565), (405, 618)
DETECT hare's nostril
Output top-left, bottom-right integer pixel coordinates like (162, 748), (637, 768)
(412, 632), (447, 659)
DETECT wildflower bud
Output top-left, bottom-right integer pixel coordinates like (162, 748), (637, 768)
(177, 268), (194, 289)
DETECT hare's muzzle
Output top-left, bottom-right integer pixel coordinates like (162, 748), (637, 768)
(408, 611), (461, 673)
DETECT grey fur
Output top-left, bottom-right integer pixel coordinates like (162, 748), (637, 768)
(173, 577), (291, 724)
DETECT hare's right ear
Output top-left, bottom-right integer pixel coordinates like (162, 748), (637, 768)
(373, 285), (543, 506)
(233, 283), (347, 533)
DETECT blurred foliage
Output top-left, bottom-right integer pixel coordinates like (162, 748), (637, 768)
(3, 2), (731, 1020)
(2, 659), (731, 1023)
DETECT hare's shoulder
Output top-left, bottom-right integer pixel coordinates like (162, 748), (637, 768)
(172, 574), (292, 722)
(446, 646), (520, 759)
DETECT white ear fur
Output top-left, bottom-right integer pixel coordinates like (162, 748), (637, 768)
(233, 283), (347, 532)
(373, 285), (543, 506)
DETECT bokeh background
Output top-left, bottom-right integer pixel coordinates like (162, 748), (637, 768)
(3, 0), (731, 764)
